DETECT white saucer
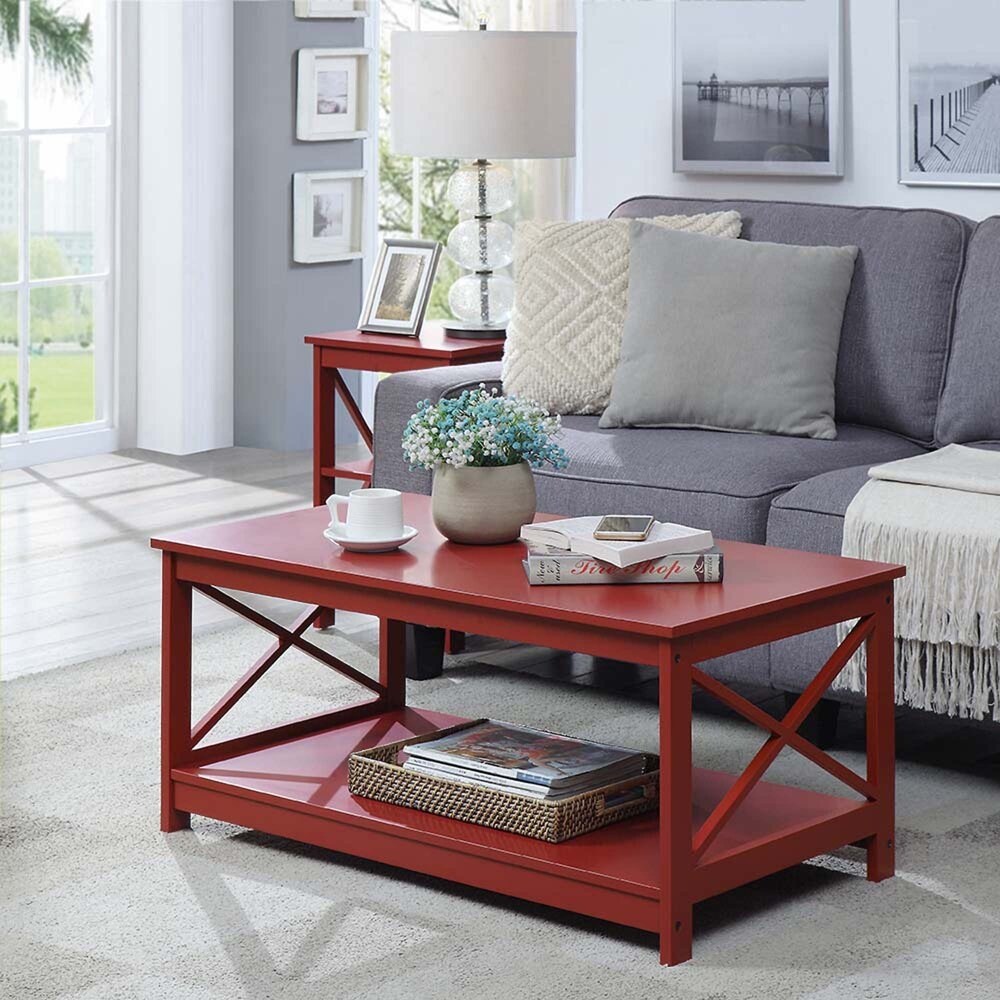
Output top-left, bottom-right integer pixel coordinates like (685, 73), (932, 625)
(323, 524), (418, 553)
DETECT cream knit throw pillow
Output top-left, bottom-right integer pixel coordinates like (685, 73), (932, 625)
(501, 211), (743, 414)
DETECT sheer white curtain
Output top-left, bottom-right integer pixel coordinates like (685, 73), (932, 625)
(458, 0), (578, 220)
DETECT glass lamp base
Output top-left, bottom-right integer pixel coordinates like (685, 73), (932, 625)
(442, 320), (507, 340)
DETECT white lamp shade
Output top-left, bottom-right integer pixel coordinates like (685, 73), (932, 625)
(391, 30), (576, 160)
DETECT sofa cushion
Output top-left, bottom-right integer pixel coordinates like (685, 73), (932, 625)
(611, 197), (969, 444)
(533, 420), (926, 544)
(502, 211), (742, 416)
(936, 216), (1000, 445)
(600, 223), (858, 440)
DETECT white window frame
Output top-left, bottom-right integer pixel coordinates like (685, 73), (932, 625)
(0, 0), (120, 470)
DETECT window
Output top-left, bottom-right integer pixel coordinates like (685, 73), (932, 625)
(378, 0), (462, 320)
(0, 0), (115, 452)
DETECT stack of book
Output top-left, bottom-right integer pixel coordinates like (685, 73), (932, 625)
(519, 516), (723, 586)
(401, 720), (648, 801)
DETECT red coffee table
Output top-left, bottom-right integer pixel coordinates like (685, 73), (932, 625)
(152, 494), (902, 966)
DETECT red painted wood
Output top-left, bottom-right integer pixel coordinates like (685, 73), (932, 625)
(155, 493), (903, 966)
(866, 589), (896, 882)
(305, 325), (506, 363)
(333, 368), (374, 450)
(691, 615), (876, 862)
(659, 640), (693, 965)
(161, 554), (192, 832)
(171, 708), (872, 910)
(379, 619), (406, 710)
(193, 584), (383, 696)
(152, 496), (904, 642)
(191, 605), (321, 747)
(691, 666), (876, 802)
(321, 457), (374, 483)
(173, 780), (661, 934)
(313, 347), (337, 508)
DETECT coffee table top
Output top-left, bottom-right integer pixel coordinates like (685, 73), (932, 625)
(151, 493), (903, 639)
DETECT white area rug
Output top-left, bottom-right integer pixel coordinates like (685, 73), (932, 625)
(3, 623), (1000, 999)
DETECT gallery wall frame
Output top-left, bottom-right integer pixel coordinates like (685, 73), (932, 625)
(897, 0), (1000, 188)
(672, 0), (844, 177)
(294, 0), (368, 18)
(296, 47), (371, 141)
(293, 169), (366, 263)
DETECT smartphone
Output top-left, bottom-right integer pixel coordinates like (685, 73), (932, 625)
(593, 515), (655, 541)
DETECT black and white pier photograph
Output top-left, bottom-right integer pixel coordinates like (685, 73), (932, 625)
(899, 0), (1000, 186)
(674, 0), (843, 176)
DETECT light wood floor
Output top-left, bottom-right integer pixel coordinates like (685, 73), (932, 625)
(1, 446), (371, 680)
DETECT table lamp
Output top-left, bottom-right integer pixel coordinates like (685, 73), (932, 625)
(391, 25), (576, 339)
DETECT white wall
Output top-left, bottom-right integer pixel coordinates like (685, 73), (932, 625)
(580, 1), (1000, 221)
(136, 0), (234, 455)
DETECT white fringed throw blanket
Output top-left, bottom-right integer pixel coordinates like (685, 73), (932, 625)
(837, 445), (1000, 721)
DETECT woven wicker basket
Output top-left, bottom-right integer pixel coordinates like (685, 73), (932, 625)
(348, 720), (659, 843)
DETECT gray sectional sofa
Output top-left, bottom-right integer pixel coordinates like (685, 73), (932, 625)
(371, 197), (1000, 716)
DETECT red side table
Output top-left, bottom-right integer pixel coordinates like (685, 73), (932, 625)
(305, 326), (506, 508)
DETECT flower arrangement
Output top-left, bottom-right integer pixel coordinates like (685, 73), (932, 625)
(402, 385), (569, 471)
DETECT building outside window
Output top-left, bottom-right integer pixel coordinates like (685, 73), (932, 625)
(0, 0), (115, 456)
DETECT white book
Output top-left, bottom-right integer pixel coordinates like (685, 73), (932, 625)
(402, 755), (644, 797)
(401, 759), (626, 800)
(519, 516), (713, 569)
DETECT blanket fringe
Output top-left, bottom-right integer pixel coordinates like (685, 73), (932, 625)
(834, 636), (1000, 722)
(843, 517), (1000, 650)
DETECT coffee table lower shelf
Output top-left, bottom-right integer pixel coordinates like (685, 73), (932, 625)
(171, 707), (876, 935)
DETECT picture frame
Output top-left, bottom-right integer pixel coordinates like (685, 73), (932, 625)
(897, 0), (1000, 188)
(359, 239), (441, 337)
(296, 48), (370, 141)
(292, 170), (365, 264)
(673, 0), (844, 177)
(294, 0), (367, 18)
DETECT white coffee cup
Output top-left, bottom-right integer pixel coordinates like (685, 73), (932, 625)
(327, 488), (404, 541)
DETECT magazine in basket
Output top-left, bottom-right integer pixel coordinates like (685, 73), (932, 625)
(401, 720), (646, 791)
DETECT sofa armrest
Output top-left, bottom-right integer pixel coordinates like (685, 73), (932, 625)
(371, 361), (504, 493)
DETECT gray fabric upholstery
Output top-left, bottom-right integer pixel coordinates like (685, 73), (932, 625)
(767, 463), (891, 698)
(600, 223), (857, 440)
(536, 419), (924, 543)
(766, 445), (999, 695)
(611, 197), (969, 444)
(936, 216), (1000, 445)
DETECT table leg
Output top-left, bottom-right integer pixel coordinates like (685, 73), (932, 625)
(659, 639), (693, 965)
(313, 347), (337, 508)
(380, 619), (407, 709)
(161, 553), (192, 832)
(866, 586), (896, 882)
(314, 348), (336, 629)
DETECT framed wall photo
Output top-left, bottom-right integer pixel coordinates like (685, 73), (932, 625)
(673, 0), (843, 176)
(296, 48), (369, 141)
(294, 0), (367, 17)
(898, 0), (1000, 187)
(359, 239), (441, 337)
(293, 170), (365, 263)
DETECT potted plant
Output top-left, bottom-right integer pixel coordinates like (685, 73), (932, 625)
(402, 384), (569, 544)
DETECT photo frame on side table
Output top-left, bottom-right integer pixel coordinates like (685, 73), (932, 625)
(898, 0), (1000, 187)
(296, 48), (370, 141)
(294, 0), (368, 17)
(673, 0), (843, 176)
(293, 170), (365, 264)
(359, 239), (441, 337)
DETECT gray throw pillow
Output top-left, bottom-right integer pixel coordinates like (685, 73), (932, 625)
(599, 222), (859, 440)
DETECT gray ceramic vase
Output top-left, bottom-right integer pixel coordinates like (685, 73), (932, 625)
(431, 461), (537, 545)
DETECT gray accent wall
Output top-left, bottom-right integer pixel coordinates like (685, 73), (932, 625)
(234, 2), (364, 450)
